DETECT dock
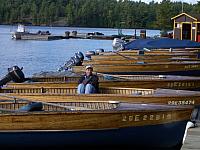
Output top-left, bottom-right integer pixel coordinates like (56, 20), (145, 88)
(181, 123), (200, 150)
(20, 34), (65, 40)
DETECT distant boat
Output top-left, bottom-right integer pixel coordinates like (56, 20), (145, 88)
(11, 24), (51, 40)
(0, 96), (193, 149)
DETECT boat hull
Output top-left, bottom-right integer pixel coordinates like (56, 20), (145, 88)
(102, 70), (200, 76)
(0, 120), (187, 149)
(72, 62), (200, 76)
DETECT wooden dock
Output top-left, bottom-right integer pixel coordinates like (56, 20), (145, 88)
(181, 123), (200, 150)
(20, 35), (65, 40)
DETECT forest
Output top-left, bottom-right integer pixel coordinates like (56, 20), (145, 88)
(0, 0), (199, 30)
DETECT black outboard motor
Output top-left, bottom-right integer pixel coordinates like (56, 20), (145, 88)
(75, 51), (84, 61)
(58, 52), (84, 72)
(85, 51), (96, 60)
(0, 66), (25, 87)
(95, 49), (104, 55)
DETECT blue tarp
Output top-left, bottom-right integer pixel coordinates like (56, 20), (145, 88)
(123, 38), (200, 50)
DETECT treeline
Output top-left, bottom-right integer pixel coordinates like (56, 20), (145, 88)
(0, 0), (200, 30)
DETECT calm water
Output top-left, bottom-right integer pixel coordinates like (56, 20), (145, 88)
(0, 25), (160, 78)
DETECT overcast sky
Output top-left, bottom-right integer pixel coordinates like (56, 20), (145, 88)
(133, 0), (198, 4)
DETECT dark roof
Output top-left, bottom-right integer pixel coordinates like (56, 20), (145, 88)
(191, 14), (200, 22)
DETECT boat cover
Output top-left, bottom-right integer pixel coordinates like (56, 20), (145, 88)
(123, 38), (200, 50)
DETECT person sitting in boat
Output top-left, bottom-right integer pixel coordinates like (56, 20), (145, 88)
(77, 65), (99, 94)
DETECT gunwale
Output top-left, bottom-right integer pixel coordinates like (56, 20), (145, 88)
(5, 76), (200, 90)
(90, 54), (198, 60)
(72, 61), (200, 73)
(0, 97), (193, 130)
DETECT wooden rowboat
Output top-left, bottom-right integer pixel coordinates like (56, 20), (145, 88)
(72, 61), (200, 76)
(1, 86), (200, 121)
(6, 75), (200, 90)
(90, 53), (198, 61)
(2, 87), (200, 106)
(0, 96), (193, 149)
(98, 51), (198, 56)
(83, 58), (200, 65)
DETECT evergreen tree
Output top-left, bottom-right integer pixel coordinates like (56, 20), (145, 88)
(0, 0), (197, 29)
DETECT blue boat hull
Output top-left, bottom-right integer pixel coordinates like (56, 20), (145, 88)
(104, 70), (200, 76)
(0, 120), (187, 149)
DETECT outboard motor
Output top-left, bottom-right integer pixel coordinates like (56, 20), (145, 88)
(58, 52), (84, 72)
(0, 66), (25, 87)
(112, 38), (125, 51)
(75, 51), (84, 61)
(85, 51), (96, 60)
(95, 49), (104, 55)
(58, 58), (75, 72)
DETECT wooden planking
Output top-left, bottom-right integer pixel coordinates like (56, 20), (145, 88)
(6, 77), (200, 90)
(5, 92), (200, 107)
(0, 87), (155, 95)
(83, 58), (200, 65)
(72, 61), (200, 73)
(91, 54), (198, 60)
(98, 49), (200, 55)
(98, 52), (197, 56)
(0, 103), (193, 130)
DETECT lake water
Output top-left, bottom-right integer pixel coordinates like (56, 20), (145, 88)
(0, 25), (160, 78)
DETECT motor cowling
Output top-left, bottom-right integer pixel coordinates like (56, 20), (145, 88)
(112, 38), (125, 51)
(58, 52), (84, 72)
(95, 49), (104, 55)
(0, 66), (25, 87)
(75, 51), (84, 61)
(85, 51), (95, 60)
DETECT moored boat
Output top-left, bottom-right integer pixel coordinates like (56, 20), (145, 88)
(82, 58), (200, 65)
(1, 86), (200, 121)
(72, 61), (200, 76)
(6, 75), (200, 90)
(0, 96), (193, 149)
(90, 53), (198, 60)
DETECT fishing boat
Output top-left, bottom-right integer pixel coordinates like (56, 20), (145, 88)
(1, 86), (200, 121)
(82, 58), (200, 65)
(98, 49), (200, 55)
(72, 61), (200, 76)
(97, 51), (198, 56)
(0, 95), (193, 149)
(90, 53), (198, 60)
(6, 74), (200, 90)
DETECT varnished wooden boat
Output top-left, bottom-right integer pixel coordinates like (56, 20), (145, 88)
(98, 51), (198, 56)
(72, 61), (200, 76)
(97, 49), (200, 56)
(1, 86), (200, 121)
(83, 58), (200, 65)
(6, 75), (200, 90)
(90, 53), (198, 61)
(0, 95), (193, 149)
